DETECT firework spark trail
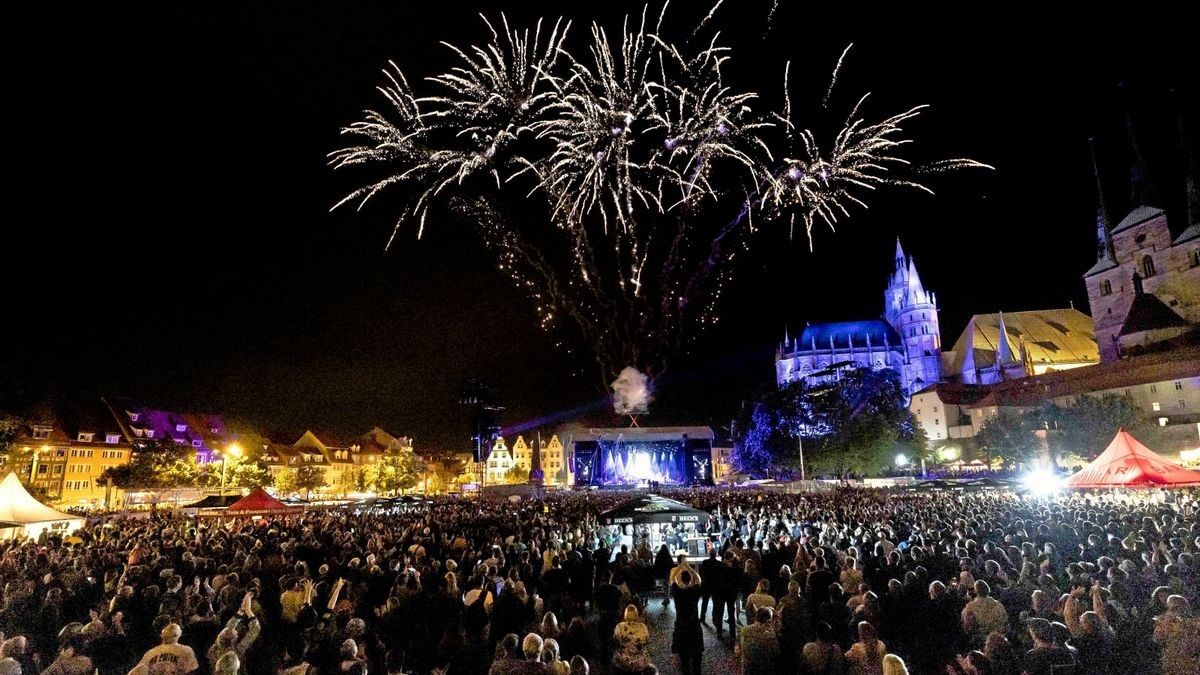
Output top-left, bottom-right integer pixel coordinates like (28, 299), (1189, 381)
(330, 4), (990, 385)
(764, 0), (779, 37)
(824, 43), (854, 109)
(691, 0), (725, 40)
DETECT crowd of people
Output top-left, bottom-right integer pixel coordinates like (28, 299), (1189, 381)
(0, 486), (1196, 675)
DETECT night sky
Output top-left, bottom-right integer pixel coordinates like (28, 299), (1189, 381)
(5, 2), (1194, 450)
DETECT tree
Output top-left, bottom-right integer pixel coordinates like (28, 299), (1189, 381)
(294, 466), (326, 498)
(0, 414), (26, 458)
(734, 368), (925, 478)
(99, 465), (134, 492)
(121, 438), (194, 490)
(377, 446), (421, 494)
(1044, 394), (1157, 463)
(273, 469), (299, 497)
(975, 410), (1038, 469)
(434, 455), (467, 489)
(219, 432), (275, 489)
(504, 464), (527, 485)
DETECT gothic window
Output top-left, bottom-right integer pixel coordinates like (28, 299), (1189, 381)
(1141, 255), (1155, 278)
(1100, 279), (1111, 296)
(1191, 248), (1200, 268)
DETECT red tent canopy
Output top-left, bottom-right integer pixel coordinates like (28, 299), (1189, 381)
(1065, 429), (1200, 488)
(221, 487), (300, 516)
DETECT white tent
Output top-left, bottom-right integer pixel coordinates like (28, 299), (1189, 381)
(0, 472), (85, 539)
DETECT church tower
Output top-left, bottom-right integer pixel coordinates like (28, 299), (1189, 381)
(884, 239), (942, 391)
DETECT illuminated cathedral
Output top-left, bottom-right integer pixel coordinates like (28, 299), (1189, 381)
(775, 239), (942, 395)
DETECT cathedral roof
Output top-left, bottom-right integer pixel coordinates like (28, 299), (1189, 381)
(1110, 205), (1166, 235)
(1118, 292), (1189, 336)
(1084, 255), (1118, 277)
(945, 309), (1098, 373)
(1174, 222), (1200, 244)
(791, 319), (903, 353)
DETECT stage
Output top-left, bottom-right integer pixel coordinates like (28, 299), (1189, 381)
(570, 426), (716, 488)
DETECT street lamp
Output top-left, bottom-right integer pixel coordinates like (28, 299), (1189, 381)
(218, 443), (243, 496)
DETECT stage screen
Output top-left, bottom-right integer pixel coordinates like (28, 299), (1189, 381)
(571, 426), (715, 487)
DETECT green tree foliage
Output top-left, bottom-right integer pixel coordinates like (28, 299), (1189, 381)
(1043, 394), (1157, 462)
(806, 368), (926, 475)
(376, 446), (421, 494)
(0, 414), (26, 457)
(504, 464), (527, 485)
(733, 368), (924, 478)
(435, 455), (467, 487)
(228, 438), (275, 489)
(116, 438), (195, 489)
(975, 410), (1038, 469)
(273, 468), (299, 496)
(294, 466), (326, 498)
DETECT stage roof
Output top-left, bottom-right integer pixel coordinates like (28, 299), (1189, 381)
(572, 426), (715, 444)
(599, 494), (711, 525)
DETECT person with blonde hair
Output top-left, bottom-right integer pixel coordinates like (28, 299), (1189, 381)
(746, 579), (776, 622)
(542, 638), (569, 675)
(881, 653), (908, 675)
(845, 621), (886, 675)
(613, 605), (655, 675)
(539, 612), (561, 641)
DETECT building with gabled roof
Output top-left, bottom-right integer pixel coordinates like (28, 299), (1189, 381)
(945, 308), (1099, 385)
(7, 399), (132, 506)
(1083, 110), (1200, 362)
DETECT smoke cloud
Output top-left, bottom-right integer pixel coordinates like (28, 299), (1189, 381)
(611, 367), (653, 415)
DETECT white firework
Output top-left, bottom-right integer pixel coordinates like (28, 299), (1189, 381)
(330, 4), (989, 385)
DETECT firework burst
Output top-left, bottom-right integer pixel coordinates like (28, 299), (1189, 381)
(331, 4), (989, 387)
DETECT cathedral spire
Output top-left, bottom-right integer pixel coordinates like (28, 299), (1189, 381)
(1090, 137), (1116, 263)
(907, 256), (926, 303)
(960, 317), (977, 383)
(1122, 84), (1157, 207)
(996, 312), (1014, 365)
(894, 237), (906, 272)
(1175, 89), (1199, 230)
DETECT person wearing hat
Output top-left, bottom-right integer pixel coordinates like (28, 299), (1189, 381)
(130, 623), (200, 675)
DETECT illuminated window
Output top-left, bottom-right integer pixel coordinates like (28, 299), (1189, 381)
(1152, 402), (1160, 411)
(1142, 255), (1155, 278)
(78, 433), (94, 442)
(1100, 279), (1111, 296)
(38, 465), (48, 474)
(106, 434), (120, 444)
(192, 440), (202, 448)
(32, 427), (51, 440)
